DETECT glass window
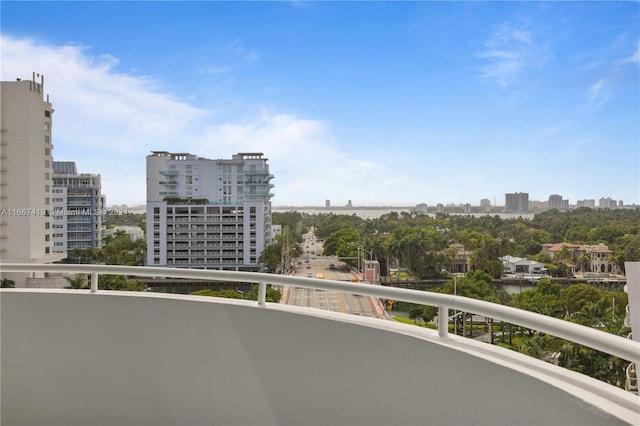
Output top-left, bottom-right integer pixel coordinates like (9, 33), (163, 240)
(44, 122), (50, 131)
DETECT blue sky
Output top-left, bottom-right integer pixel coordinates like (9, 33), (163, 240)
(2, 1), (639, 207)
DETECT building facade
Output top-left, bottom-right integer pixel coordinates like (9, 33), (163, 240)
(599, 197), (618, 209)
(0, 74), (65, 286)
(146, 151), (273, 271)
(577, 199), (596, 208)
(52, 162), (103, 258)
(547, 194), (569, 211)
(541, 242), (621, 275)
(505, 192), (529, 212)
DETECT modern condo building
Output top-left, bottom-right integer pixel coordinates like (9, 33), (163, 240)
(0, 74), (65, 286)
(52, 161), (104, 258)
(146, 151), (273, 271)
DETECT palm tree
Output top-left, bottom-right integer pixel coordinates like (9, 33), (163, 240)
(577, 253), (591, 273)
(64, 275), (88, 289)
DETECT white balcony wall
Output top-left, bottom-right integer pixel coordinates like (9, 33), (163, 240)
(2, 290), (637, 426)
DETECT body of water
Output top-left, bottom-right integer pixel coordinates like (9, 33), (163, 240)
(273, 207), (536, 220)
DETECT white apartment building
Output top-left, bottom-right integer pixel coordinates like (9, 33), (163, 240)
(52, 161), (103, 258)
(146, 151), (274, 271)
(0, 74), (65, 286)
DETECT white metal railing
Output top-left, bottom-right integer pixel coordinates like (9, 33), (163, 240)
(2, 263), (639, 365)
(626, 363), (637, 393)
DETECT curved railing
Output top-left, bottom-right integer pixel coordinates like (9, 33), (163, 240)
(3, 263), (639, 366)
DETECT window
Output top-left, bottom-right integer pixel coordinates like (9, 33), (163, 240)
(45, 148), (50, 156)
(45, 173), (50, 180)
(45, 247), (50, 254)
(45, 197), (50, 205)
(45, 110), (51, 118)
(45, 222), (50, 229)
(45, 160), (50, 168)
(45, 235), (50, 242)
(44, 135), (50, 144)
(44, 122), (50, 131)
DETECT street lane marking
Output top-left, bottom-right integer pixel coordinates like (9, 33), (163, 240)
(336, 292), (346, 313)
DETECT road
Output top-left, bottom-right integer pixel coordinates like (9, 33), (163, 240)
(280, 229), (387, 319)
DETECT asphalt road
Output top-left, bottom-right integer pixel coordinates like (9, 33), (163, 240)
(281, 230), (387, 319)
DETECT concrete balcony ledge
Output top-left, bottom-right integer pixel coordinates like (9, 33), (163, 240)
(2, 286), (639, 426)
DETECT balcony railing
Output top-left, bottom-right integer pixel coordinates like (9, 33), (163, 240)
(1, 263), (639, 366)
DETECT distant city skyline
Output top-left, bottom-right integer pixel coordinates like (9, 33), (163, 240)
(2, 2), (638, 206)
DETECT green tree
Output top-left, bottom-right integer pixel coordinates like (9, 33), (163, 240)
(561, 284), (603, 315)
(517, 333), (548, 359)
(98, 274), (145, 291)
(1, 278), (15, 288)
(191, 284), (281, 303)
(512, 280), (564, 337)
(259, 242), (283, 273)
(64, 274), (88, 289)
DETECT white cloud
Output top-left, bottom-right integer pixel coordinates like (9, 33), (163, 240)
(476, 21), (545, 87)
(625, 45), (640, 64)
(1, 35), (400, 207)
(586, 78), (611, 110)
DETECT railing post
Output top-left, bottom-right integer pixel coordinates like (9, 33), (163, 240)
(258, 281), (266, 307)
(438, 305), (448, 338)
(90, 272), (98, 293)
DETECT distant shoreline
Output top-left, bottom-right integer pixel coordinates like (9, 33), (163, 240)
(273, 206), (414, 210)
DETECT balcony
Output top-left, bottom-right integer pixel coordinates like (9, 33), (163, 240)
(243, 168), (270, 175)
(1, 263), (639, 426)
(159, 170), (179, 176)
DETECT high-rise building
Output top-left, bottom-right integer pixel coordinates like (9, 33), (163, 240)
(0, 74), (65, 286)
(480, 198), (491, 213)
(547, 194), (569, 211)
(415, 203), (428, 214)
(505, 192), (529, 212)
(146, 151), (273, 271)
(52, 161), (104, 258)
(576, 199), (595, 208)
(599, 197), (617, 209)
